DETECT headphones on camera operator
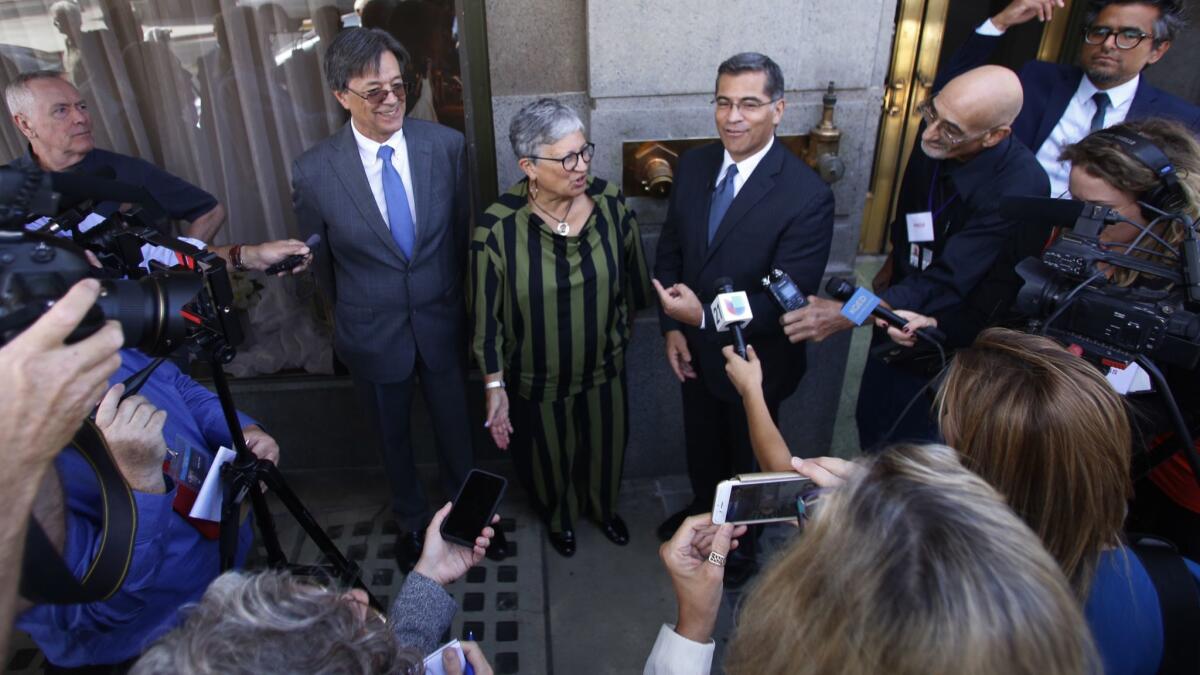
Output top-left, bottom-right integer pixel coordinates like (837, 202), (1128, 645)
(1069, 130), (1200, 675)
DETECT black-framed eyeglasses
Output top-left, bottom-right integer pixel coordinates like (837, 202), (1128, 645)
(712, 97), (780, 114)
(345, 81), (406, 105)
(1083, 25), (1153, 50)
(915, 99), (990, 146)
(527, 142), (595, 171)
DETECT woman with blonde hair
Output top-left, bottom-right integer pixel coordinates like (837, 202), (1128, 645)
(646, 443), (1097, 675)
(725, 327), (1200, 673)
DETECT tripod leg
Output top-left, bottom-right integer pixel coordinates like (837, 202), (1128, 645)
(248, 473), (287, 568)
(259, 462), (381, 610)
(218, 464), (246, 572)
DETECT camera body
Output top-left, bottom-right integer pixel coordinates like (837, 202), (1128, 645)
(2, 212), (242, 361)
(1014, 205), (1200, 369)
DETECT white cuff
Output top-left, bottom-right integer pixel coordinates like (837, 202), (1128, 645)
(643, 624), (714, 675)
(977, 18), (1005, 36)
(699, 310), (706, 331)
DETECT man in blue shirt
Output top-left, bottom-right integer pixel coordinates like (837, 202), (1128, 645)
(16, 349), (277, 668)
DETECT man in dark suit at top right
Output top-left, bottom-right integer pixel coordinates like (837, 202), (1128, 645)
(949, 0), (1200, 198)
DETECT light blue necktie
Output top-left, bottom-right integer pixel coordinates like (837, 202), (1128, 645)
(377, 144), (415, 258)
(708, 164), (738, 243)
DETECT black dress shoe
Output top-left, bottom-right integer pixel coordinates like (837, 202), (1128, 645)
(395, 530), (423, 573)
(657, 507), (692, 542)
(485, 527), (509, 561)
(548, 529), (576, 557)
(598, 514), (630, 546)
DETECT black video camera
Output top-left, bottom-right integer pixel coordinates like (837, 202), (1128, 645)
(1012, 200), (1200, 370)
(0, 165), (243, 361)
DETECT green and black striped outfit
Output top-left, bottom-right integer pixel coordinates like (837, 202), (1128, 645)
(471, 176), (652, 532)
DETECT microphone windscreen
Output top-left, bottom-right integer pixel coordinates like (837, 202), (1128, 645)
(824, 276), (855, 301)
(999, 196), (1086, 225)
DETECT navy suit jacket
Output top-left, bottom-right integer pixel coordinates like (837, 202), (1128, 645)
(654, 139), (834, 403)
(945, 32), (1200, 151)
(292, 118), (470, 383)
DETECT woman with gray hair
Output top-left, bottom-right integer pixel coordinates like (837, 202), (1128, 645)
(471, 98), (652, 557)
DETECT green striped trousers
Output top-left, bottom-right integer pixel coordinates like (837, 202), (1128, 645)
(507, 372), (628, 533)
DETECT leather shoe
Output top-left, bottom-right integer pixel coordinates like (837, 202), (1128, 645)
(598, 514), (630, 546)
(395, 530), (423, 573)
(485, 526), (509, 561)
(657, 507), (692, 542)
(547, 529), (576, 557)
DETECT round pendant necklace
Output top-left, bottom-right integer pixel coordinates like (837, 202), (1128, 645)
(530, 194), (574, 236)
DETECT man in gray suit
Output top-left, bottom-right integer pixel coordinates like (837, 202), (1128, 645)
(292, 28), (484, 571)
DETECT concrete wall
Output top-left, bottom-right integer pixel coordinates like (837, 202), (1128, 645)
(483, 0), (899, 477)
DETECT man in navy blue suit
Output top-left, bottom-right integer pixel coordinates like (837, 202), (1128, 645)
(653, 53), (834, 583)
(948, 0), (1200, 198)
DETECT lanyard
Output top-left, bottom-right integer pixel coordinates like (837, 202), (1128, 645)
(926, 163), (960, 222)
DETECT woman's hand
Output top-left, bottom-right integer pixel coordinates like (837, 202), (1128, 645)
(413, 501), (499, 585)
(660, 513), (746, 644)
(791, 455), (859, 488)
(485, 387), (512, 450)
(722, 344), (762, 398)
(875, 309), (938, 348)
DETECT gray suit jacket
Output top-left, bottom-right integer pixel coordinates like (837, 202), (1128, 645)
(292, 118), (470, 382)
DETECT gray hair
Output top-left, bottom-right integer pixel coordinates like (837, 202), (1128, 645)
(323, 27), (409, 92)
(1085, 0), (1186, 44)
(509, 98), (585, 160)
(4, 70), (69, 119)
(716, 52), (785, 101)
(130, 571), (422, 675)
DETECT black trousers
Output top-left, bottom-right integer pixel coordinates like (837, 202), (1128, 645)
(679, 377), (779, 513)
(355, 355), (474, 531)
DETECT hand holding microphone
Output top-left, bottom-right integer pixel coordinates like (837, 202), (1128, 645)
(712, 277), (753, 359)
(824, 277), (946, 346)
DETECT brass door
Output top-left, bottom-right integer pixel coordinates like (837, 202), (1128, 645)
(860, 0), (1076, 253)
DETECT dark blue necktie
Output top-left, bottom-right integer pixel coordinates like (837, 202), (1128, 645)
(1090, 92), (1111, 133)
(707, 164), (738, 243)
(378, 145), (415, 258)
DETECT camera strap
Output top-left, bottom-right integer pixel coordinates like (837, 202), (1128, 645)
(1128, 535), (1200, 675)
(19, 420), (136, 604)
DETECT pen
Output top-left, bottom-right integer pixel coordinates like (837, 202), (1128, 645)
(464, 631), (476, 675)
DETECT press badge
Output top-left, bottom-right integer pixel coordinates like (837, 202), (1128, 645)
(906, 211), (935, 243)
(909, 244), (933, 270)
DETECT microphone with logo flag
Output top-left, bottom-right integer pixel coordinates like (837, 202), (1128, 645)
(712, 277), (753, 359)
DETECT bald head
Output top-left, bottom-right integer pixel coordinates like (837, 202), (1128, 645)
(942, 65), (1023, 130)
(920, 66), (1022, 161)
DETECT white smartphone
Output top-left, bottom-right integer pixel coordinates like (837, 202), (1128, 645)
(712, 472), (820, 525)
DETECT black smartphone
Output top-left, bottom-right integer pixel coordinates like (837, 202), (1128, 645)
(440, 469), (507, 548)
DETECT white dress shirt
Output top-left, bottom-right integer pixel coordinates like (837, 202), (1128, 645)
(350, 120), (418, 229)
(1034, 75), (1138, 197)
(714, 135), (775, 197)
(643, 624), (715, 675)
(977, 19), (1139, 198)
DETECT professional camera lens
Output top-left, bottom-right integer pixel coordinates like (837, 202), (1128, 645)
(96, 271), (202, 356)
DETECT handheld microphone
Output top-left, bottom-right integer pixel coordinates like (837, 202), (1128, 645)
(824, 277), (946, 345)
(712, 277), (753, 359)
(264, 233), (321, 275)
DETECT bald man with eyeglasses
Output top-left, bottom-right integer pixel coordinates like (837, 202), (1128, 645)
(783, 66), (1050, 451)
